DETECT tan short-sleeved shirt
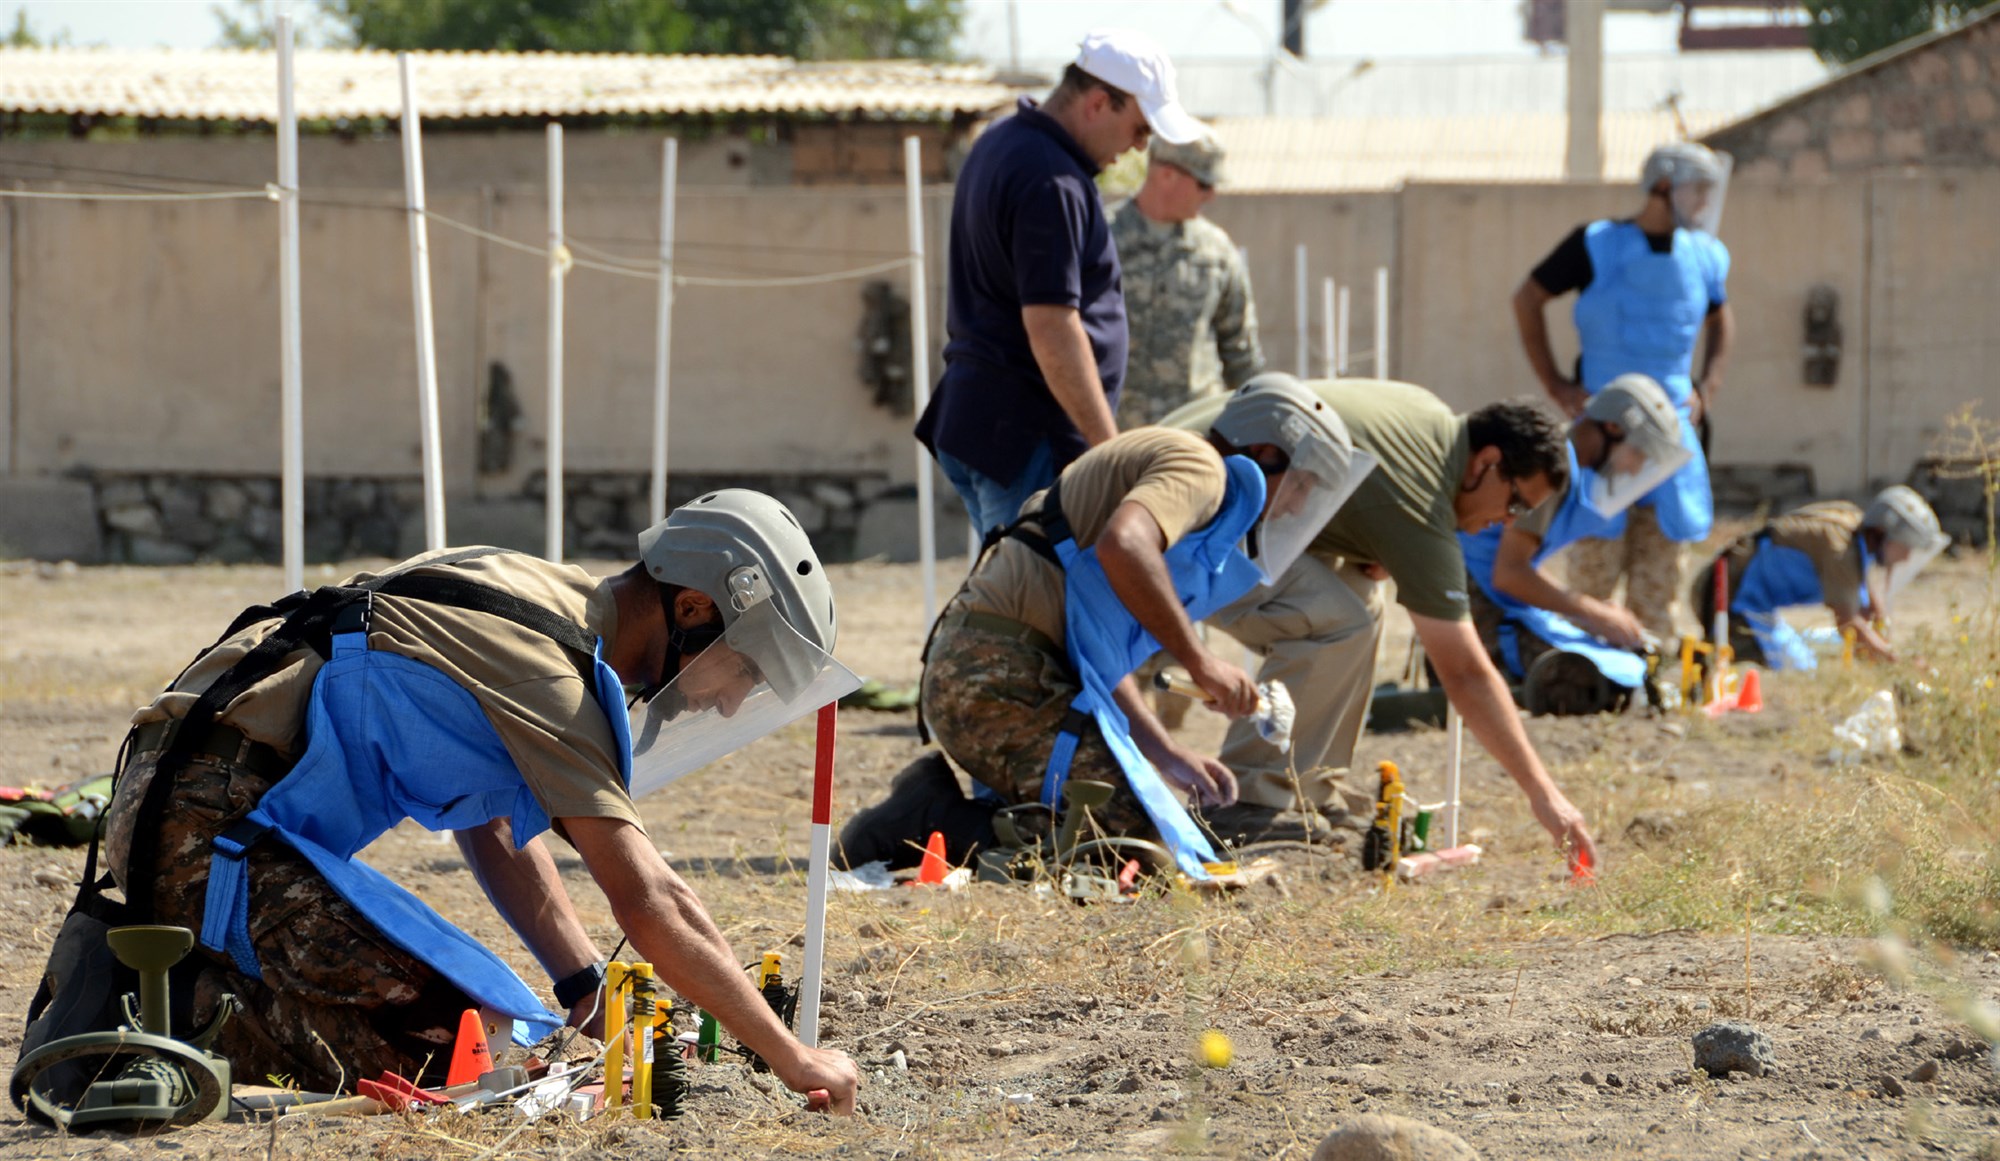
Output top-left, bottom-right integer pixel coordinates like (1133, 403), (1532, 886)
(1759, 501), (1866, 613)
(948, 427), (1228, 649)
(1163, 379), (1472, 621)
(132, 551), (642, 830)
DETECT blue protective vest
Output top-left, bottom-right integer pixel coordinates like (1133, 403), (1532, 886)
(1570, 220), (1725, 544)
(1728, 534), (1872, 672)
(199, 630), (634, 1044)
(1459, 450), (1644, 689)
(1040, 455), (1267, 880)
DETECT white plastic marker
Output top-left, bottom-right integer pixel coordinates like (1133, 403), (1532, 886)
(905, 136), (938, 626)
(275, 14), (304, 595)
(796, 702), (837, 1048)
(1320, 277), (1336, 378)
(1443, 706), (1463, 848)
(648, 137), (679, 525)
(1374, 265), (1391, 378)
(397, 53), (446, 551)
(545, 122), (567, 562)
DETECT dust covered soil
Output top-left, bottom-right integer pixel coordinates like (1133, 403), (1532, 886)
(0, 550), (1995, 1159)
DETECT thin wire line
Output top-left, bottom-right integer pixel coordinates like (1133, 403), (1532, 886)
(0, 185), (274, 201)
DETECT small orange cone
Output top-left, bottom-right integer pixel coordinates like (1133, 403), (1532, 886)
(446, 1007), (494, 1087)
(1735, 667), (1763, 713)
(915, 830), (949, 885)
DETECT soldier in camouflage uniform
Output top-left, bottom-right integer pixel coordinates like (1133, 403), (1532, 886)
(73, 495), (862, 1113)
(1112, 135), (1265, 429)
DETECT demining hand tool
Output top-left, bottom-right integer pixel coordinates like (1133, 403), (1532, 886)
(1152, 668), (1296, 751)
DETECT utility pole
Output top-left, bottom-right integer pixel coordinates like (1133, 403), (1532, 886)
(1566, 0), (1604, 180)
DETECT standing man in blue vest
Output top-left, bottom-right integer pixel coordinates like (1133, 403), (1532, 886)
(1511, 142), (1735, 643)
(66, 493), (860, 1111)
(915, 28), (1208, 534)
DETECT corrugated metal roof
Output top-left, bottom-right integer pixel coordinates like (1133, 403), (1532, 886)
(1210, 109), (1737, 191)
(0, 48), (1016, 122)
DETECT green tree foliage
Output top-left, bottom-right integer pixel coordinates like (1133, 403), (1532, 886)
(312, 0), (962, 59)
(1802, 0), (1996, 64)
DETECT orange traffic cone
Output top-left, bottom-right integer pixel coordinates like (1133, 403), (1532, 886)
(1735, 667), (1763, 713)
(446, 1007), (494, 1087)
(915, 830), (949, 886)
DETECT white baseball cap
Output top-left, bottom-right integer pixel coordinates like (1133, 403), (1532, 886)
(1074, 28), (1206, 146)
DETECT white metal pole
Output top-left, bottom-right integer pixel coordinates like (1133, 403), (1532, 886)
(649, 137), (678, 526)
(276, 15), (304, 594)
(1293, 243), (1308, 377)
(398, 55), (446, 552)
(1444, 707), (1462, 849)
(1336, 285), (1351, 377)
(1320, 277), (1336, 379)
(905, 136), (938, 625)
(545, 123), (566, 562)
(797, 703), (837, 1048)
(1374, 265), (1390, 379)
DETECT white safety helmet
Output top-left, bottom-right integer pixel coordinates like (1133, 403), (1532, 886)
(1641, 142), (1732, 235)
(1578, 374), (1691, 518)
(1210, 373), (1376, 582)
(1860, 485), (1949, 620)
(629, 490), (860, 798)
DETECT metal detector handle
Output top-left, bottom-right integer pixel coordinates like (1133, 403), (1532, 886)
(1151, 667), (1208, 701)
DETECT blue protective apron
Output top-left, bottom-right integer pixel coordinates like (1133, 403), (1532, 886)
(1459, 450), (1645, 689)
(1571, 220), (1724, 543)
(1040, 455), (1267, 880)
(199, 630), (634, 1044)
(1729, 535), (1872, 672)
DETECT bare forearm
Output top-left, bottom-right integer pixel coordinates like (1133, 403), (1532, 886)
(1112, 674), (1177, 766)
(1420, 622), (1560, 803)
(1511, 282), (1566, 394)
(1024, 305), (1118, 445)
(1097, 512), (1202, 668)
(1835, 608), (1898, 663)
(611, 867), (797, 1063)
(457, 821), (599, 980)
(1700, 305), (1734, 391)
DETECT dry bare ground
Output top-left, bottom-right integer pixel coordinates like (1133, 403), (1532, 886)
(0, 535), (1994, 1159)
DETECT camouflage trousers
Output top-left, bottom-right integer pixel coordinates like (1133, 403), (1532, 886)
(1468, 583), (1557, 680)
(1564, 504), (1685, 642)
(105, 751), (472, 1091)
(922, 619), (1153, 838)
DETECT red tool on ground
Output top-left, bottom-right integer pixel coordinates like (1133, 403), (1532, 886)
(356, 1071), (452, 1112)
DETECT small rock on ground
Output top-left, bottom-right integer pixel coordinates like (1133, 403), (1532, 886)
(1693, 1021), (1777, 1078)
(1906, 1059), (1940, 1083)
(1314, 1113), (1480, 1161)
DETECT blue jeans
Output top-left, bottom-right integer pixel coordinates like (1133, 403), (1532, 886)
(935, 440), (1057, 535)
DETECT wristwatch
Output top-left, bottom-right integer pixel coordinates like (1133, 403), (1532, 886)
(553, 960), (609, 1009)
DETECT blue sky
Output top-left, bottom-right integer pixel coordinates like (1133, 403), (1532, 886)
(10, 0), (1692, 58)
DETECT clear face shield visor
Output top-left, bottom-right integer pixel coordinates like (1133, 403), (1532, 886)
(627, 596), (861, 799)
(1667, 154), (1731, 235)
(1583, 433), (1692, 519)
(1247, 444), (1376, 584)
(1866, 528), (1950, 623)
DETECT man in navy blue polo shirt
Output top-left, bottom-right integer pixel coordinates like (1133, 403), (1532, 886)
(916, 28), (1207, 534)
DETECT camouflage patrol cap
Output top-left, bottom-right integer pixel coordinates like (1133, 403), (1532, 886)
(1149, 133), (1226, 188)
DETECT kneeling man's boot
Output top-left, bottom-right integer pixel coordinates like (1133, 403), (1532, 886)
(835, 753), (997, 871)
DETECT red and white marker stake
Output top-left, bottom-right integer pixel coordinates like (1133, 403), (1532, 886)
(795, 702), (837, 1050)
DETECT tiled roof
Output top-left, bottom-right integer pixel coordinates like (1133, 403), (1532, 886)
(1210, 109), (1737, 192)
(0, 48), (1017, 122)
